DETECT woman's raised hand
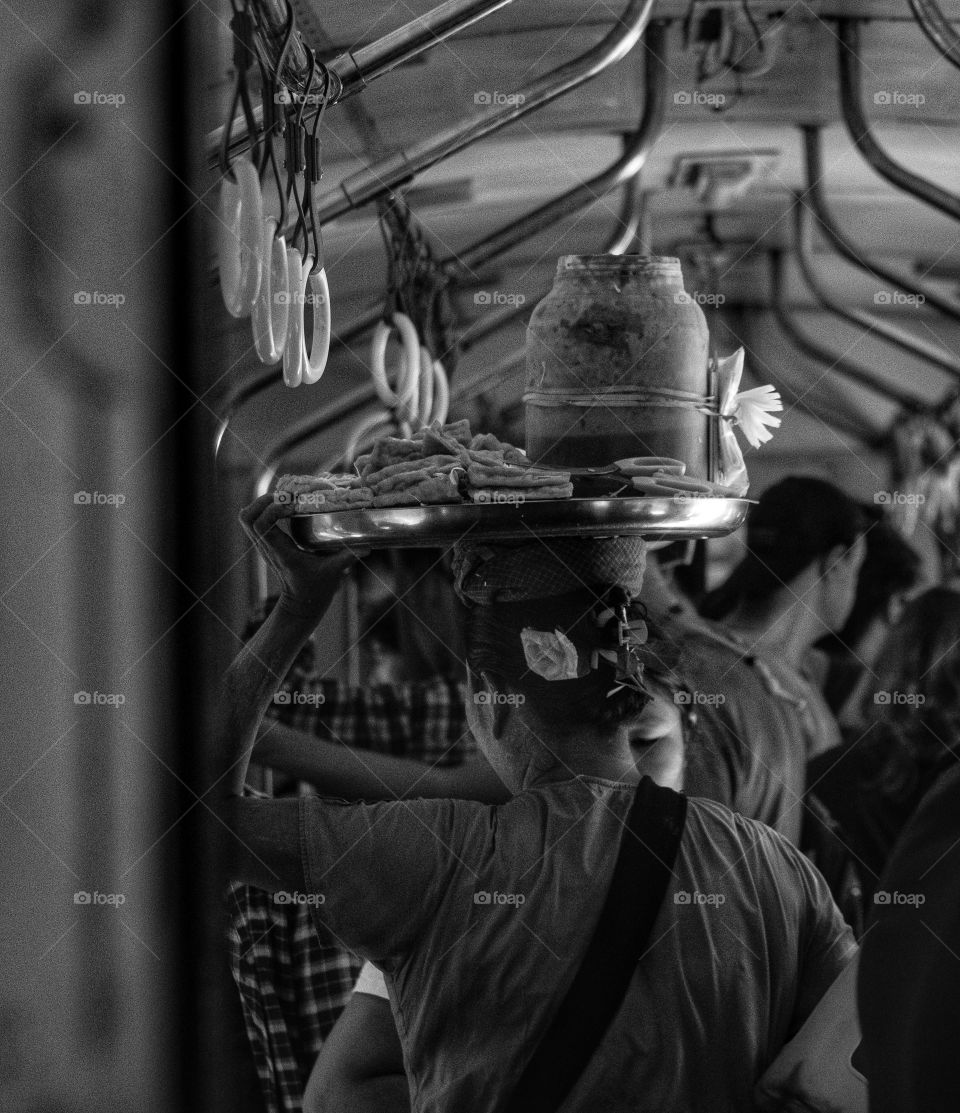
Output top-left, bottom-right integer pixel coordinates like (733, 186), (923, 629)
(239, 494), (366, 618)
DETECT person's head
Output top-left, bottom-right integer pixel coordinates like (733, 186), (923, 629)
(700, 476), (868, 633)
(860, 587), (960, 799)
(454, 537), (687, 792)
(819, 505), (922, 657)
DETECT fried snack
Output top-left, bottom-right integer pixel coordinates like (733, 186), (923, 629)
(287, 486), (375, 513)
(466, 462), (571, 489)
(372, 474), (461, 507)
(365, 454), (461, 491)
(359, 437), (423, 478)
(469, 432), (530, 465)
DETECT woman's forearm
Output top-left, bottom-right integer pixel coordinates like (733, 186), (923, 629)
(255, 721), (510, 803)
(215, 601), (322, 799)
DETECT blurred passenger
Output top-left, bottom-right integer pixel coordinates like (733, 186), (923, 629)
(219, 497), (856, 1113)
(699, 476), (867, 759)
(807, 587), (960, 907)
(811, 504), (922, 721)
(858, 762), (960, 1113)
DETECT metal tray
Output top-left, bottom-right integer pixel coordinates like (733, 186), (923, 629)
(288, 496), (751, 552)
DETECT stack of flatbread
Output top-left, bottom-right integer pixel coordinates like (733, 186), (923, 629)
(274, 472), (373, 513)
(275, 420), (573, 512)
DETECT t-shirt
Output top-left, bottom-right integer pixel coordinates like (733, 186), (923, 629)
(298, 776), (855, 1113)
(859, 764), (960, 1113)
(676, 616), (842, 844)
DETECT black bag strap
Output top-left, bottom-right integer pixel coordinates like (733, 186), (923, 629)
(505, 776), (688, 1113)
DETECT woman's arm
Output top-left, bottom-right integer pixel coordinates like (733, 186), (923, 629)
(254, 721), (510, 803)
(211, 495), (363, 890)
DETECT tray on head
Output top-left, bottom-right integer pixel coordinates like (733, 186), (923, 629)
(288, 496), (751, 552)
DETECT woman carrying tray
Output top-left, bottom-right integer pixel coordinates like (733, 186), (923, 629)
(213, 493), (855, 1113)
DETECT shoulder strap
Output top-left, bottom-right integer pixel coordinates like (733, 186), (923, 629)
(505, 777), (688, 1113)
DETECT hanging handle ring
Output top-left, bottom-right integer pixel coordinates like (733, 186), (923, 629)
(369, 313), (419, 412)
(252, 217), (289, 363)
(282, 243), (307, 386)
(301, 265), (331, 385)
(219, 154), (264, 318)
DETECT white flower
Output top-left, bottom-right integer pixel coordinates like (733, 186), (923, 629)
(520, 628), (579, 681)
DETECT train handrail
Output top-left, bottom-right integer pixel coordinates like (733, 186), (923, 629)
(768, 250), (925, 412)
(792, 203), (960, 383)
(837, 19), (960, 224)
(908, 0), (960, 72)
(209, 0), (519, 168)
(801, 127), (960, 325)
(302, 0), (654, 231)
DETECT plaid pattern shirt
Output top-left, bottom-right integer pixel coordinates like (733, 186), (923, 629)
(226, 666), (472, 1113)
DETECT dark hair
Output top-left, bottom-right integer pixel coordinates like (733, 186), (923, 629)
(859, 587), (960, 800)
(466, 589), (682, 732)
(700, 476), (867, 621)
(819, 505), (922, 652)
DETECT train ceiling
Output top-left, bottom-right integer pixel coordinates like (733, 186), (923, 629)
(205, 0), (960, 474)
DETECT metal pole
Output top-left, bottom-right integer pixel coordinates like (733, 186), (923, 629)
(801, 127), (960, 325)
(210, 0), (518, 167)
(768, 251), (925, 411)
(838, 19), (960, 223)
(908, 0), (960, 72)
(307, 0), (655, 228)
(792, 203), (960, 382)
